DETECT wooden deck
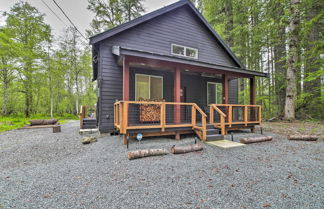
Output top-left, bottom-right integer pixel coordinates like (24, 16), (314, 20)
(114, 101), (207, 144)
(114, 101), (262, 144)
(210, 104), (262, 134)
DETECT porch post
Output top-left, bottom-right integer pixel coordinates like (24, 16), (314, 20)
(250, 77), (256, 105)
(222, 74), (229, 123)
(174, 67), (181, 124)
(123, 56), (129, 101)
(250, 77), (256, 121)
(222, 74), (229, 104)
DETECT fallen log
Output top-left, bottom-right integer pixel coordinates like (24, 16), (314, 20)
(171, 144), (203, 154)
(29, 119), (58, 126)
(288, 135), (318, 141)
(128, 149), (169, 160)
(240, 136), (272, 144)
(19, 124), (59, 129)
(81, 137), (97, 144)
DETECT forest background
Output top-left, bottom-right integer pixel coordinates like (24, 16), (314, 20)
(0, 0), (323, 131)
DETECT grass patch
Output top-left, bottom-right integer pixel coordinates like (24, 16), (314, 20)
(0, 114), (79, 132)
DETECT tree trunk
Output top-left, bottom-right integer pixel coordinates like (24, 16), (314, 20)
(284, 0), (300, 121)
(48, 47), (54, 118)
(303, 0), (322, 118)
(288, 135), (318, 141)
(273, 37), (286, 116)
(240, 136), (272, 144)
(24, 75), (33, 118)
(1, 61), (9, 115)
(128, 149), (169, 160)
(224, 1), (233, 47)
(171, 144), (203, 154)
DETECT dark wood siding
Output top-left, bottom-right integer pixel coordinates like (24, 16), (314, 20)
(97, 44), (123, 132)
(103, 5), (239, 67)
(181, 75), (238, 111)
(97, 5), (240, 132)
(229, 79), (239, 104)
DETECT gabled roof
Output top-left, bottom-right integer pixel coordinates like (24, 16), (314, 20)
(89, 0), (245, 69)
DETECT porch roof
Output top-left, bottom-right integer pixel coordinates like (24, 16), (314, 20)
(112, 46), (269, 78)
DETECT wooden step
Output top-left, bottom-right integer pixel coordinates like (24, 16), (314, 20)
(206, 128), (220, 135)
(206, 134), (224, 141)
(196, 123), (214, 129)
(83, 125), (97, 129)
(82, 118), (97, 129)
(206, 124), (214, 129)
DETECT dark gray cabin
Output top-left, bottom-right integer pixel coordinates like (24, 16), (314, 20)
(89, 0), (267, 138)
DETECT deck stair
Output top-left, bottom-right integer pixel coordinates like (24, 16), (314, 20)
(205, 124), (224, 141)
(82, 118), (97, 129)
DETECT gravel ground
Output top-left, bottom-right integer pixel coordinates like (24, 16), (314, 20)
(0, 121), (323, 209)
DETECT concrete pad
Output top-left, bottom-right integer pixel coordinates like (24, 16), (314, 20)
(206, 140), (245, 149)
(79, 128), (99, 134)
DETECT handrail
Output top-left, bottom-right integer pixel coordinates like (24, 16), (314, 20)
(79, 106), (86, 129)
(114, 101), (207, 141)
(210, 104), (226, 135)
(80, 105), (97, 129)
(212, 105), (226, 117)
(192, 104), (207, 140)
(215, 104), (261, 107)
(193, 104), (207, 118)
(211, 104), (262, 131)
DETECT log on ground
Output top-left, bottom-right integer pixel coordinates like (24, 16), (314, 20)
(128, 149), (169, 160)
(288, 135), (318, 141)
(29, 119), (58, 126)
(171, 144), (203, 154)
(240, 136), (272, 144)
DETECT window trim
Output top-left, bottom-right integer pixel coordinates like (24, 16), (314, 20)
(171, 43), (198, 59)
(135, 74), (163, 100)
(207, 82), (222, 105)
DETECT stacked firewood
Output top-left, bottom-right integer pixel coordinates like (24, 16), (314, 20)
(139, 98), (165, 122)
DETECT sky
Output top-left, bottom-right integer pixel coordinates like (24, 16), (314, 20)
(0, 0), (178, 37)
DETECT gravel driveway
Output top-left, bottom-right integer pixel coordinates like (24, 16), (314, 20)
(0, 121), (323, 209)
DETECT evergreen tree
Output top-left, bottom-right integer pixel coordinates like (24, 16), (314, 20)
(87, 0), (145, 36)
(284, 0), (300, 120)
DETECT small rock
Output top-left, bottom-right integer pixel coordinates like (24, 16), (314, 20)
(81, 137), (97, 144)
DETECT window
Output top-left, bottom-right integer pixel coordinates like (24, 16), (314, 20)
(171, 44), (198, 59)
(207, 82), (222, 104)
(135, 74), (163, 100)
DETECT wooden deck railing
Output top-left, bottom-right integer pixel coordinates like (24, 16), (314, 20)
(114, 101), (207, 141)
(209, 104), (262, 134)
(209, 104), (226, 135)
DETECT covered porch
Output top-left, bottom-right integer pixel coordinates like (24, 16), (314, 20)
(113, 47), (266, 144)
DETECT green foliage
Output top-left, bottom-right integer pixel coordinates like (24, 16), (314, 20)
(86, 0), (145, 36)
(0, 1), (96, 126)
(0, 114), (77, 132)
(202, 0), (323, 120)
